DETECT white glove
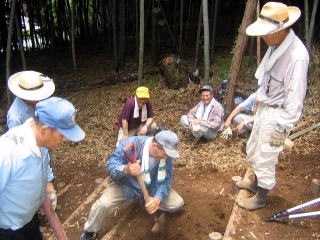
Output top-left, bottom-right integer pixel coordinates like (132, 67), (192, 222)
(220, 127), (232, 139)
(47, 190), (57, 211)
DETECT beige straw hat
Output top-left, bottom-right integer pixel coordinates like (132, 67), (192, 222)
(8, 71), (55, 101)
(246, 2), (301, 36)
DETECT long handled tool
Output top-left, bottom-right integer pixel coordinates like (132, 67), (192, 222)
(266, 197), (320, 221)
(123, 142), (165, 234)
(42, 197), (69, 240)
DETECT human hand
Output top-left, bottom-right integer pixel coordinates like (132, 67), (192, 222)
(124, 160), (141, 176)
(220, 127), (232, 139)
(138, 125), (148, 136)
(47, 190), (57, 211)
(191, 119), (202, 125)
(145, 197), (161, 214)
(235, 122), (245, 134)
(269, 131), (285, 147)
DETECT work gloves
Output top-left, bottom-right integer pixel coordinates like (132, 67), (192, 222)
(220, 127), (232, 140)
(270, 124), (286, 147)
(47, 190), (57, 211)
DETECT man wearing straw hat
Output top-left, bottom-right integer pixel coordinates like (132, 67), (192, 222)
(6, 71), (58, 211)
(116, 86), (157, 147)
(236, 2), (309, 211)
(0, 97), (85, 240)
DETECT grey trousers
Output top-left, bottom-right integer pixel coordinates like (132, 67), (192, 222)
(233, 113), (253, 134)
(180, 115), (218, 140)
(84, 182), (184, 233)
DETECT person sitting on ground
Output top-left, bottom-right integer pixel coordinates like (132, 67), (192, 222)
(116, 86), (157, 146)
(0, 97), (85, 240)
(224, 92), (257, 135)
(80, 130), (184, 240)
(6, 70), (58, 211)
(180, 85), (224, 141)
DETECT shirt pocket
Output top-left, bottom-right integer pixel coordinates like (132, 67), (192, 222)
(267, 73), (284, 97)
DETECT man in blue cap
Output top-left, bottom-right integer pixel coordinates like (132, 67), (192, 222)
(80, 130), (183, 240)
(180, 85), (224, 141)
(6, 71), (58, 211)
(0, 97), (85, 240)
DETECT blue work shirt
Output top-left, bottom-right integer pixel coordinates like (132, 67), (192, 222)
(0, 119), (49, 230)
(239, 93), (256, 112)
(6, 97), (54, 181)
(107, 136), (173, 202)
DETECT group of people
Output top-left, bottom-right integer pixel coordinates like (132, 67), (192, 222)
(0, 2), (309, 240)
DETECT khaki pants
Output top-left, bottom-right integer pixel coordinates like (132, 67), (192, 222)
(116, 122), (157, 147)
(84, 182), (184, 233)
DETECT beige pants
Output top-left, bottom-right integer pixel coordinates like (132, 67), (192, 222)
(84, 182), (184, 233)
(116, 122), (157, 147)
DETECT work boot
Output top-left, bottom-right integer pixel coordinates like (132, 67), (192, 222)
(236, 186), (269, 211)
(236, 175), (258, 193)
(80, 231), (96, 240)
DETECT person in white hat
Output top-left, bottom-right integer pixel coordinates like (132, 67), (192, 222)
(80, 130), (183, 240)
(0, 97), (85, 240)
(180, 85), (224, 141)
(6, 71), (58, 211)
(235, 2), (309, 211)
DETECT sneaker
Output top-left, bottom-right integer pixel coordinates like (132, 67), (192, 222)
(80, 231), (95, 240)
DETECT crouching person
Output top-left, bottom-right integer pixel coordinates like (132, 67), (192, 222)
(181, 85), (224, 141)
(81, 130), (184, 240)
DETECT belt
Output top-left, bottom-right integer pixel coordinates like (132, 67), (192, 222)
(260, 103), (284, 109)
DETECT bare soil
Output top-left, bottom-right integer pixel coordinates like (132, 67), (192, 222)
(1, 50), (320, 240)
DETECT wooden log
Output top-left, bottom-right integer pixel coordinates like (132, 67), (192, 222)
(100, 203), (135, 240)
(48, 178), (109, 240)
(223, 168), (254, 239)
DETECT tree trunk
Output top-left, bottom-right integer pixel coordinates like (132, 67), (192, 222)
(112, 0), (119, 72)
(210, 0), (219, 58)
(226, 0), (257, 113)
(119, 0), (125, 69)
(307, 0), (319, 49)
(202, 0), (210, 84)
(178, 0), (184, 55)
(304, 0), (309, 42)
(15, 14), (27, 70)
(71, 0), (77, 74)
(194, 3), (202, 69)
(138, 0), (145, 86)
(6, 0), (17, 106)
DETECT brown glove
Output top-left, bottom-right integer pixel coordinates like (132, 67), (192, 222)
(269, 124), (286, 147)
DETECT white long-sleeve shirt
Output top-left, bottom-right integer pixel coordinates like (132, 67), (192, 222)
(256, 30), (309, 129)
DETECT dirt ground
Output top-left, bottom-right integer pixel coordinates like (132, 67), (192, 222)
(1, 49), (320, 240)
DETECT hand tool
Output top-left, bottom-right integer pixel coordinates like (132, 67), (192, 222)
(123, 142), (165, 234)
(266, 197), (320, 221)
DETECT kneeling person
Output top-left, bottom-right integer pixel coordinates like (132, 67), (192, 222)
(181, 85), (224, 140)
(81, 130), (184, 240)
(116, 86), (157, 146)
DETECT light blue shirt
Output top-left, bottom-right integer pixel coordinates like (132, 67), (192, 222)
(0, 120), (49, 230)
(6, 97), (54, 181)
(239, 93), (256, 112)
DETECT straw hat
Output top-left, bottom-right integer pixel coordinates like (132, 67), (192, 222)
(8, 71), (55, 101)
(246, 2), (301, 36)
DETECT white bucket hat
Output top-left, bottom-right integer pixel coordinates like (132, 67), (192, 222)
(246, 2), (301, 36)
(8, 71), (55, 101)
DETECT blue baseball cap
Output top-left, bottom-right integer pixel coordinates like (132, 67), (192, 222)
(155, 130), (179, 158)
(35, 97), (85, 142)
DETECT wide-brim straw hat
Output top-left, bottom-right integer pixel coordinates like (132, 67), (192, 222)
(8, 71), (55, 101)
(246, 2), (301, 36)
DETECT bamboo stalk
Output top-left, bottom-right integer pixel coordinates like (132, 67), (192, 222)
(288, 122), (320, 140)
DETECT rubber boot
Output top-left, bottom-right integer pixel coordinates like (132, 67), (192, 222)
(236, 186), (268, 211)
(236, 175), (258, 193)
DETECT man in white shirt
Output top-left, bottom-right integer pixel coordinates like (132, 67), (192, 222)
(0, 97), (85, 240)
(236, 2), (309, 211)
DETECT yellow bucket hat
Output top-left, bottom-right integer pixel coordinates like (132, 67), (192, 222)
(136, 86), (150, 98)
